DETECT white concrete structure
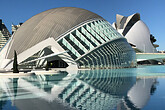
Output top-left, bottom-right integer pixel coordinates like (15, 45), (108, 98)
(125, 20), (157, 53)
(136, 53), (165, 62)
(112, 13), (157, 53)
(0, 7), (136, 70)
(112, 13), (165, 64)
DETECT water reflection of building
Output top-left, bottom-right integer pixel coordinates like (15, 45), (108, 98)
(58, 69), (136, 110)
(0, 69), (158, 110)
(117, 78), (157, 110)
(0, 71), (76, 110)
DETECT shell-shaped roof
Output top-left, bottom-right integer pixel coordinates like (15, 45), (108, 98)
(116, 13), (140, 30)
(7, 7), (102, 59)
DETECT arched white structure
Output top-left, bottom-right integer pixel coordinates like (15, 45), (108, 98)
(125, 20), (157, 53)
(112, 13), (162, 64)
(0, 7), (136, 70)
(113, 13), (157, 53)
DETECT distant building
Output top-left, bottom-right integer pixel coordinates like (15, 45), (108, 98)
(112, 13), (162, 65)
(158, 50), (165, 53)
(12, 23), (23, 34)
(112, 13), (158, 53)
(0, 19), (11, 50)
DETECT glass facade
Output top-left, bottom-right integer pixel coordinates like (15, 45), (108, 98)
(57, 19), (136, 69)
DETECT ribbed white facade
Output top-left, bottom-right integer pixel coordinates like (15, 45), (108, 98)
(0, 7), (136, 69)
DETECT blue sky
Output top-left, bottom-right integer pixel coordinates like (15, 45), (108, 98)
(0, 0), (164, 50)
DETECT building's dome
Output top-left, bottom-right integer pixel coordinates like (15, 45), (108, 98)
(7, 7), (102, 59)
(0, 7), (136, 70)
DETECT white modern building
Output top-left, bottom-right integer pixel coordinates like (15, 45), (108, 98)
(112, 13), (165, 64)
(112, 13), (158, 53)
(0, 7), (136, 70)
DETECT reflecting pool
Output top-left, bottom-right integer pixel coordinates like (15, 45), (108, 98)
(0, 65), (165, 110)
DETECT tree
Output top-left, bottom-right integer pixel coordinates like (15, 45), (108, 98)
(13, 50), (19, 73)
(150, 34), (157, 44)
(45, 61), (49, 71)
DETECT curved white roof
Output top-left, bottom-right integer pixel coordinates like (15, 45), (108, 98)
(116, 13), (140, 30)
(125, 20), (157, 53)
(7, 7), (102, 59)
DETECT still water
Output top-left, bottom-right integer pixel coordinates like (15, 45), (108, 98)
(0, 65), (165, 110)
